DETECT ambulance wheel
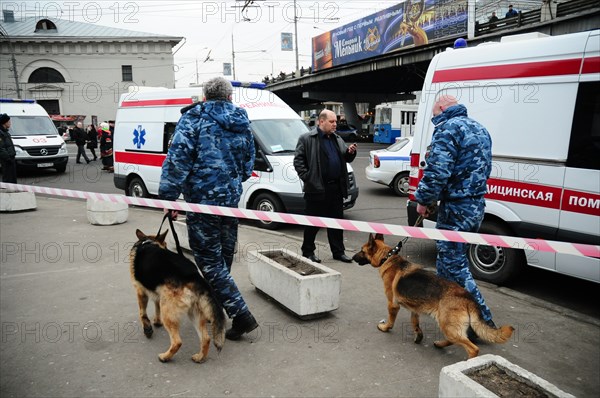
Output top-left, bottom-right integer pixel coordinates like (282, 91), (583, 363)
(128, 177), (149, 198)
(252, 193), (283, 230)
(468, 221), (525, 285)
(391, 172), (410, 196)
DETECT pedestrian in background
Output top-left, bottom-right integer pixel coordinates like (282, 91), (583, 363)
(0, 113), (17, 183)
(159, 77), (258, 341)
(99, 122), (114, 172)
(488, 11), (499, 28)
(505, 4), (518, 18)
(73, 121), (91, 164)
(86, 124), (98, 161)
(293, 109), (357, 264)
(414, 95), (496, 333)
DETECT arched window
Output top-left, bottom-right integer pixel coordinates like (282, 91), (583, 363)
(28, 67), (66, 83)
(35, 19), (57, 32)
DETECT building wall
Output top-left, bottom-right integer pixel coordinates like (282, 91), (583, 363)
(0, 39), (177, 123)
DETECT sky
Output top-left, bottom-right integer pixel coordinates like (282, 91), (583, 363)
(5, 0), (410, 87)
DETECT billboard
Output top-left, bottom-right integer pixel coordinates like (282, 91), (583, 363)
(312, 0), (468, 72)
(281, 33), (293, 51)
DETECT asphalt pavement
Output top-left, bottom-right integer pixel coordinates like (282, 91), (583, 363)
(1, 195), (599, 397)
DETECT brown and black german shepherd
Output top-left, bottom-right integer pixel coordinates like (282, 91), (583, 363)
(130, 229), (225, 363)
(353, 234), (514, 359)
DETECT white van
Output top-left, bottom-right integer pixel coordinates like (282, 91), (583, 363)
(0, 99), (69, 173)
(407, 30), (600, 284)
(113, 82), (359, 228)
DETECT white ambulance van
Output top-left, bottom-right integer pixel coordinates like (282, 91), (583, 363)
(113, 81), (359, 229)
(0, 98), (69, 173)
(407, 30), (600, 285)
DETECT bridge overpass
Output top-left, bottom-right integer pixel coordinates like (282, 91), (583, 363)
(268, 0), (599, 114)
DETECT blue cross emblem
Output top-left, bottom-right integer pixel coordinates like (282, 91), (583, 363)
(133, 125), (146, 149)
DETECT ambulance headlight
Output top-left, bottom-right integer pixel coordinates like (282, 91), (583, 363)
(14, 145), (27, 155)
(58, 142), (68, 155)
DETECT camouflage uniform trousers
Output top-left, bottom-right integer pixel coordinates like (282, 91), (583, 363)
(435, 198), (493, 322)
(186, 212), (249, 319)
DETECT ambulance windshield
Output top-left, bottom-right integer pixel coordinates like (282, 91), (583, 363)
(251, 119), (309, 154)
(8, 116), (58, 136)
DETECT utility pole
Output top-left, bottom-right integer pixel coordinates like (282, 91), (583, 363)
(293, 0), (299, 76)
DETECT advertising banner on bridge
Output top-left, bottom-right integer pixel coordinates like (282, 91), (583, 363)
(312, 0), (468, 72)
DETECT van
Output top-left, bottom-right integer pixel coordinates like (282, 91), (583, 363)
(113, 82), (359, 229)
(0, 99), (69, 173)
(407, 30), (600, 284)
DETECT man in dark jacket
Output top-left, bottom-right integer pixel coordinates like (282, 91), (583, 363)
(414, 95), (495, 330)
(294, 109), (357, 263)
(73, 121), (90, 164)
(0, 113), (17, 183)
(159, 77), (258, 341)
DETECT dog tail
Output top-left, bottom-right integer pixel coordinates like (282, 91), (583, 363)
(209, 298), (226, 352)
(469, 305), (515, 344)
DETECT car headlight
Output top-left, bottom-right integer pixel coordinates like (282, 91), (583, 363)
(14, 146), (26, 156)
(58, 142), (68, 155)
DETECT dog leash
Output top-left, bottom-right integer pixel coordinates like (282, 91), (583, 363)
(381, 203), (438, 264)
(156, 212), (184, 256)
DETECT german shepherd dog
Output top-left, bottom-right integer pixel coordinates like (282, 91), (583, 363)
(352, 234), (514, 359)
(130, 229), (225, 363)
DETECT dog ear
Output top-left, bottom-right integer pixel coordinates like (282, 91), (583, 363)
(374, 233), (384, 241)
(157, 229), (169, 243)
(136, 229), (146, 241)
(368, 233), (375, 244)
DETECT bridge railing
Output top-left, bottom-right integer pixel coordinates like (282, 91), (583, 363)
(556, 0), (598, 17)
(475, 9), (541, 36)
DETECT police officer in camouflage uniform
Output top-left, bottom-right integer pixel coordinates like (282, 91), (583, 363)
(414, 95), (496, 329)
(158, 77), (258, 340)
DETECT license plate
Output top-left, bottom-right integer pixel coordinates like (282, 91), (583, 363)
(37, 163), (53, 168)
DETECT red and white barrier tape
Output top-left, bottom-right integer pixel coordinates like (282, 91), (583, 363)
(2, 182), (599, 259)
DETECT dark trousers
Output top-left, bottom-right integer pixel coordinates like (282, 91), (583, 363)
(88, 147), (97, 159)
(76, 144), (90, 163)
(1, 158), (17, 183)
(301, 183), (345, 257)
(186, 212), (249, 319)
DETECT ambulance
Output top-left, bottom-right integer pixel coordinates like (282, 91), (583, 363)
(0, 98), (68, 173)
(113, 82), (359, 229)
(407, 30), (600, 284)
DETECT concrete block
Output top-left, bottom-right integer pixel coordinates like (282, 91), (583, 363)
(86, 198), (128, 225)
(439, 354), (575, 398)
(0, 189), (37, 212)
(165, 219), (191, 251)
(247, 248), (342, 318)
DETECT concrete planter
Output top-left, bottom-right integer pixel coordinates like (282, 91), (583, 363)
(247, 248), (341, 318)
(439, 354), (575, 398)
(86, 198), (128, 225)
(0, 189), (36, 212)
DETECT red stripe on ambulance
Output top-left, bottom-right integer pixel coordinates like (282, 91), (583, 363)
(562, 190), (600, 217)
(485, 178), (562, 209)
(432, 58), (584, 83)
(120, 98), (194, 107)
(114, 151), (166, 167)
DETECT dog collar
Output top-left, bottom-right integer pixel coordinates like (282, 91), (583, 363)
(379, 241), (404, 266)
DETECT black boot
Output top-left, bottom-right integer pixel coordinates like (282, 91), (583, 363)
(225, 312), (258, 341)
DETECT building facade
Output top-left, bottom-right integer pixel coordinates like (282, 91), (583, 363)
(0, 14), (182, 123)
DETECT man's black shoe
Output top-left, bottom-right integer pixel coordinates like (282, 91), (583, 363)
(226, 312), (258, 341)
(76, 161), (82, 164)
(333, 254), (353, 263)
(303, 254), (321, 263)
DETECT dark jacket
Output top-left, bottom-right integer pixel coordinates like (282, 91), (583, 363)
(86, 128), (98, 148)
(72, 127), (87, 146)
(0, 126), (16, 162)
(294, 128), (356, 198)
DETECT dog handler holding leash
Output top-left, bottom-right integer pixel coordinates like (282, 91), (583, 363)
(414, 95), (497, 331)
(158, 77), (259, 341)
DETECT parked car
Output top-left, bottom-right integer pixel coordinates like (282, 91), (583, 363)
(335, 121), (359, 141)
(365, 137), (412, 196)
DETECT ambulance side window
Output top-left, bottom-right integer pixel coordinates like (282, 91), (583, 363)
(567, 81), (600, 170)
(163, 122), (177, 153)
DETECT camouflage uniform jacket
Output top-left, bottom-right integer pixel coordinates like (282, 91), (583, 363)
(415, 104), (492, 206)
(158, 101), (255, 207)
